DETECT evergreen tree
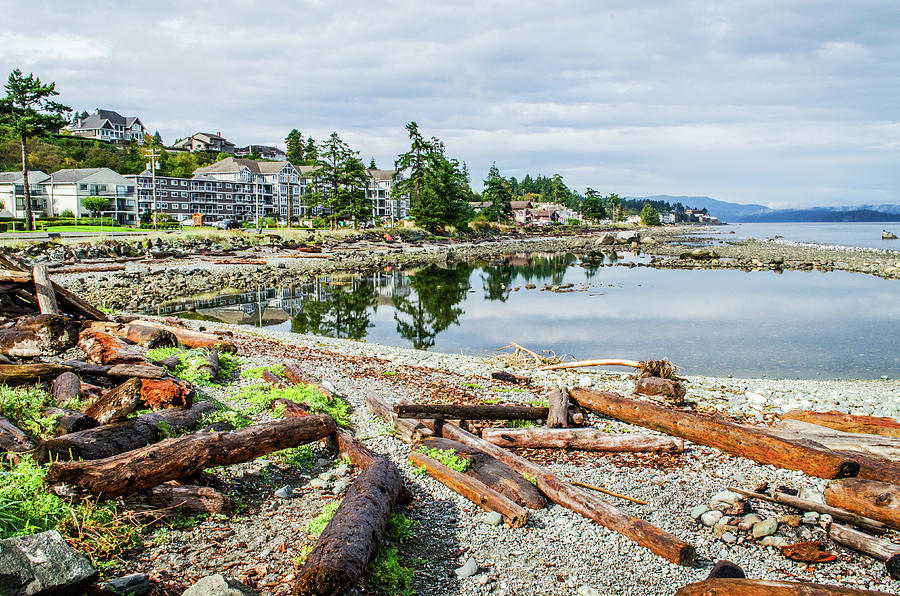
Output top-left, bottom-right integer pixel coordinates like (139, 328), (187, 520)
(285, 129), (304, 164)
(606, 193), (624, 222)
(369, 156), (377, 169)
(153, 131), (163, 146)
(309, 132), (369, 229)
(303, 137), (317, 165)
(393, 121), (432, 212)
(482, 163), (513, 222)
(581, 188), (607, 222)
(640, 202), (661, 226)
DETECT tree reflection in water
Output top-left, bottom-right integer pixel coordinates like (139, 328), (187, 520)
(392, 263), (473, 349)
(291, 277), (378, 340)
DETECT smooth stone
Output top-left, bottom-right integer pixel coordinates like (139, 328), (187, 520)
(0, 530), (98, 596)
(181, 574), (257, 596)
(478, 575), (490, 586)
(332, 479), (349, 495)
(721, 532), (737, 544)
(484, 512), (503, 526)
(798, 488), (824, 503)
(751, 518), (778, 538)
(760, 536), (790, 548)
(710, 490), (741, 506)
(818, 513), (833, 528)
(577, 588), (602, 596)
(274, 485), (293, 499)
(318, 471), (335, 482)
(690, 504), (710, 520)
(308, 479), (328, 489)
(700, 510), (724, 527)
(332, 464), (350, 477)
(102, 573), (150, 596)
(455, 557), (479, 578)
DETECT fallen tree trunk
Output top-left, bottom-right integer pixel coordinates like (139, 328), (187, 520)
(78, 329), (147, 365)
(42, 407), (98, 435)
(394, 403), (549, 421)
(0, 416), (37, 453)
(293, 459), (402, 596)
(366, 392), (432, 443)
(82, 378), (143, 424)
(198, 348), (219, 380)
(47, 415), (336, 497)
(547, 388), (569, 428)
(419, 437), (546, 509)
(48, 264), (126, 274)
(829, 523), (900, 579)
(835, 451), (900, 487)
(126, 484), (234, 516)
(139, 378), (193, 411)
(283, 362), (337, 398)
(409, 451), (528, 527)
(0, 314), (79, 358)
(770, 419), (900, 460)
(0, 363), (72, 386)
(633, 376), (686, 404)
(52, 283), (110, 322)
(32, 265), (58, 315)
(781, 410), (900, 439)
(62, 360), (167, 380)
(87, 321), (177, 349)
(50, 371), (83, 404)
(491, 371), (531, 385)
(420, 419), (697, 566)
(260, 370), (288, 389)
(825, 479), (900, 530)
(481, 427), (685, 453)
(130, 320), (235, 353)
(568, 388), (859, 480)
(728, 487), (886, 535)
(674, 578), (896, 595)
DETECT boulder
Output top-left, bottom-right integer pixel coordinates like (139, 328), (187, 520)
(181, 574), (257, 596)
(616, 231), (639, 244)
(0, 530), (98, 596)
(596, 233), (616, 246)
(633, 377), (686, 404)
(102, 573), (150, 596)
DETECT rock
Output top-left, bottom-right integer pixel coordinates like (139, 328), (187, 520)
(317, 471), (335, 482)
(596, 233), (616, 246)
(578, 376), (593, 388)
(710, 491), (741, 506)
(455, 557), (479, 578)
(720, 532), (737, 544)
(760, 536), (790, 548)
(690, 504), (710, 520)
(320, 380), (337, 395)
(738, 514), (761, 531)
(751, 518), (778, 538)
(484, 512), (503, 526)
(182, 574), (257, 596)
(308, 479), (328, 489)
(798, 488), (824, 503)
(780, 514), (802, 527)
(332, 464), (350, 477)
(633, 377), (686, 405)
(102, 573), (150, 596)
(616, 231), (639, 244)
(0, 530), (98, 596)
(708, 560), (746, 579)
(577, 587), (602, 596)
(477, 575), (490, 586)
(818, 513), (833, 528)
(700, 510), (723, 527)
(332, 479), (349, 495)
(274, 485), (293, 499)
(802, 511), (820, 525)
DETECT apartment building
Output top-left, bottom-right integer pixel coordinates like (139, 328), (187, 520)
(366, 169), (408, 222)
(128, 171), (258, 224)
(173, 132), (236, 153)
(65, 109), (145, 144)
(194, 158), (303, 220)
(41, 168), (138, 224)
(0, 171), (51, 219)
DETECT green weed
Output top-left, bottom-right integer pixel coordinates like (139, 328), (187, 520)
(461, 383), (482, 390)
(381, 371), (398, 377)
(368, 546), (416, 595)
(241, 364), (285, 379)
(525, 398), (549, 407)
(271, 446), (315, 469)
(416, 448), (469, 473)
(480, 397), (502, 405)
(236, 383), (350, 428)
(306, 499), (342, 536)
(386, 513), (416, 542)
(507, 419), (537, 428)
(0, 386), (57, 439)
(145, 348), (238, 386)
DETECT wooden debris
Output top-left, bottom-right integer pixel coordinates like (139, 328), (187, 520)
(42, 406), (98, 435)
(197, 348), (219, 380)
(87, 321), (177, 349)
(634, 376), (686, 404)
(841, 451), (900, 487)
(37, 402), (217, 463)
(394, 403), (548, 421)
(674, 578), (895, 595)
(825, 478), (900, 530)
(272, 398), (308, 417)
(46, 415), (337, 497)
(127, 484), (234, 516)
(366, 392), (433, 443)
(542, 358), (679, 379)
(547, 387), (569, 428)
(31, 265), (58, 314)
(569, 480), (648, 505)
(212, 258), (266, 265)
(82, 378), (143, 424)
(770, 419), (900, 460)
(133, 320), (236, 353)
(728, 487), (886, 534)
(294, 459), (402, 596)
(152, 354), (181, 372)
(283, 362), (337, 398)
(481, 427), (685, 452)
(0, 314), (79, 357)
(260, 370), (288, 389)
(50, 371), (83, 404)
(78, 329), (147, 365)
(48, 264), (126, 274)
(62, 360), (167, 380)
(0, 362), (72, 386)
(567, 404), (584, 426)
(828, 523), (900, 580)
(139, 378), (193, 410)
(0, 416), (37, 453)
(568, 388), (859, 480)
(490, 370), (531, 384)
(780, 541), (837, 563)
(781, 410), (900, 439)
(409, 451), (529, 527)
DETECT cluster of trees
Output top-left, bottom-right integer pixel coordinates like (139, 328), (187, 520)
(304, 132), (370, 229)
(285, 129), (319, 166)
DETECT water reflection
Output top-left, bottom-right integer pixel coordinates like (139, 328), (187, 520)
(393, 263), (473, 349)
(290, 277), (378, 340)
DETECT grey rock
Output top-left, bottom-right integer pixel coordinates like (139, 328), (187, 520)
(308, 479), (328, 489)
(455, 557), (479, 578)
(274, 485), (293, 499)
(751, 518), (778, 538)
(332, 479), (350, 495)
(332, 464), (350, 477)
(577, 587), (602, 596)
(710, 490), (741, 506)
(759, 536), (790, 548)
(182, 574), (257, 596)
(798, 488), (824, 503)
(0, 530), (98, 596)
(700, 510), (723, 527)
(483, 512), (503, 526)
(720, 532), (737, 544)
(102, 573), (150, 596)
(318, 471), (336, 482)
(690, 504), (710, 520)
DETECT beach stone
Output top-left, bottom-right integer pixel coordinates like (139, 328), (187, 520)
(102, 573), (150, 596)
(455, 557), (479, 578)
(798, 488), (824, 503)
(182, 574), (256, 596)
(710, 491), (741, 506)
(577, 587), (602, 596)
(700, 510), (723, 527)
(0, 530), (98, 596)
(760, 536), (790, 548)
(690, 504), (709, 520)
(332, 479), (349, 495)
(308, 479), (328, 489)
(818, 513), (833, 528)
(721, 532), (737, 544)
(274, 485), (293, 499)
(332, 464), (350, 477)
(708, 560), (746, 579)
(802, 511), (820, 525)
(752, 518), (778, 538)
(780, 514), (802, 527)
(317, 471), (335, 482)
(484, 512), (503, 526)
(739, 514), (761, 531)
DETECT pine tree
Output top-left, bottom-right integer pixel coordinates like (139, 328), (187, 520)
(285, 129), (305, 164)
(482, 163), (513, 222)
(303, 137), (318, 165)
(309, 132), (369, 229)
(153, 131), (163, 146)
(369, 156), (377, 169)
(393, 122), (432, 212)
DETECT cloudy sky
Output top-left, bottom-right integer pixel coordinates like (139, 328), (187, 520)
(2, 0), (898, 208)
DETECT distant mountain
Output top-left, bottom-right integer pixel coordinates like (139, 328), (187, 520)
(628, 195), (900, 223)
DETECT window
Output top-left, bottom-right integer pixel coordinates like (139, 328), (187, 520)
(160, 191), (167, 197)
(182, 203), (188, 210)
(160, 203), (168, 209)
(182, 192), (188, 198)
(226, 194), (232, 199)
(181, 181), (188, 187)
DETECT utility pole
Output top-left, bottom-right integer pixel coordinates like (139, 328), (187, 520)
(145, 147), (161, 230)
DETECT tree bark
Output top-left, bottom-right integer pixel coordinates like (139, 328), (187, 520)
(32, 265), (59, 315)
(0, 362), (71, 385)
(139, 378), (193, 410)
(260, 370), (288, 389)
(130, 320), (235, 353)
(769, 419), (900, 460)
(781, 410), (900, 439)
(634, 376), (686, 404)
(82, 377), (143, 424)
(568, 388), (859, 480)
(50, 371), (83, 404)
(728, 487), (886, 535)
(0, 314), (79, 358)
(37, 401), (217, 463)
(198, 348), (219, 380)
(126, 484), (234, 516)
(394, 403), (548, 421)
(409, 451), (529, 527)
(419, 437), (546, 509)
(420, 419), (697, 566)
(828, 523), (900, 571)
(42, 406), (98, 435)
(87, 321), (177, 349)
(78, 329), (147, 365)
(839, 451), (900, 487)
(491, 371), (531, 384)
(366, 392), (433, 443)
(293, 458), (402, 596)
(547, 388), (569, 428)
(675, 579), (895, 595)
(481, 427), (685, 453)
(62, 360), (167, 380)
(825, 478), (900, 530)
(0, 416), (37, 453)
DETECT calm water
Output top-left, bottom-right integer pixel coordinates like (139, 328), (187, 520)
(702, 222), (900, 251)
(155, 252), (900, 379)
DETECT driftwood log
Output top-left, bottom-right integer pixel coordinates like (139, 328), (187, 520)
(139, 378), (193, 410)
(728, 487), (886, 534)
(0, 416), (37, 453)
(419, 419), (697, 566)
(770, 419), (900, 460)
(198, 348), (219, 380)
(394, 403), (549, 421)
(82, 378), (144, 424)
(42, 407), (98, 435)
(491, 371), (531, 384)
(153, 354), (181, 372)
(132, 320), (236, 353)
(126, 484), (234, 516)
(366, 392), (433, 443)
(547, 388), (569, 428)
(78, 329), (147, 365)
(87, 321), (177, 349)
(829, 523), (900, 580)
(50, 371), (83, 404)
(781, 410), (900, 439)
(62, 360), (167, 380)
(261, 370), (288, 389)
(46, 415), (336, 497)
(419, 437), (546, 509)
(825, 479), (900, 529)
(568, 388), (859, 480)
(37, 402), (217, 463)
(293, 459), (402, 596)
(32, 265), (58, 315)
(409, 451), (528, 527)
(481, 427), (685, 453)
(834, 451), (900, 487)
(0, 363), (71, 385)
(283, 362), (338, 399)
(0, 314), (79, 357)
(674, 578), (896, 595)
(633, 376), (686, 404)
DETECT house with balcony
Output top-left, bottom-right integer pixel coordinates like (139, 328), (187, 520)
(366, 169), (407, 222)
(40, 168), (138, 224)
(234, 145), (287, 160)
(174, 132), (236, 154)
(65, 109), (145, 144)
(194, 157), (302, 221)
(0, 171), (51, 219)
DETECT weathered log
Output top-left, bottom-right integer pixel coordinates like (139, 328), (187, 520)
(825, 479), (900, 530)
(139, 378), (193, 410)
(50, 371), (83, 404)
(394, 403), (548, 421)
(568, 404), (585, 426)
(727, 487), (886, 534)
(0, 268), (32, 284)
(62, 360), (167, 380)
(0, 416), (37, 453)
(419, 437), (547, 509)
(568, 388), (859, 480)
(0, 314), (79, 357)
(48, 263), (127, 274)
(151, 355), (181, 372)
(481, 427), (685, 453)
(82, 378), (143, 424)
(32, 265), (59, 315)
(409, 451), (528, 527)
(421, 419), (697, 566)
(47, 415), (336, 497)
(37, 402), (217, 463)
(42, 407), (98, 435)
(674, 578), (895, 595)
(828, 523), (900, 573)
(834, 450), (900, 487)
(0, 362), (72, 386)
(272, 398), (308, 417)
(52, 283), (110, 321)
(366, 392), (433, 443)
(781, 410), (900, 439)
(78, 329), (147, 365)
(283, 362), (336, 397)
(130, 320), (235, 353)
(547, 388), (569, 428)
(261, 370), (288, 389)
(491, 371), (531, 384)
(770, 419), (900, 460)
(126, 484), (234, 516)
(293, 459), (402, 596)
(198, 348), (219, 380)
(634, 376), (686, 404)
(87, 321), (177, 349)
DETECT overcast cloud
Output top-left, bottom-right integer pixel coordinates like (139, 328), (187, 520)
(2, 0), (898, 207)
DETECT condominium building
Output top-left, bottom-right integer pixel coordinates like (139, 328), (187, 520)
(194, 158), (303, 220)
(41, 168), (138, 224)
(366, 169), (408, 222)
(234, 145), (287, 160)
(65, 109), (145, 144)
(0, 171), (51, 219)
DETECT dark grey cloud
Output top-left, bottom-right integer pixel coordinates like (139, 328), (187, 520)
(2, 0), (898, 207)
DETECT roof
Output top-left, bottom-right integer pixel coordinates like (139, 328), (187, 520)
(0, 170), (50, 184)
(45, 168), (114, 183)
(69, 109), (142, 132)
(193, 157), (290, 176)
(365, 169), (395, 180)
(511, 201), (532, 210)
(256, 161), (291, 174)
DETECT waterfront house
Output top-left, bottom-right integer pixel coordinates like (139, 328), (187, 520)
(234, 145), (287, 160)
(40, 168), (138, 224)
(65, 109), (145, 144)
(174, 132), (236, 154)
(0, 171), (51, 219)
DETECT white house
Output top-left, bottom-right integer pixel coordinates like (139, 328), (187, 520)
(41, 168), (138, 224)
(65, 109), (145, 144)
(0, 171), (51, 219)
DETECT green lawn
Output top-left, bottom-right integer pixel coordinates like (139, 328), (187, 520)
(1, 224), (136, 233)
